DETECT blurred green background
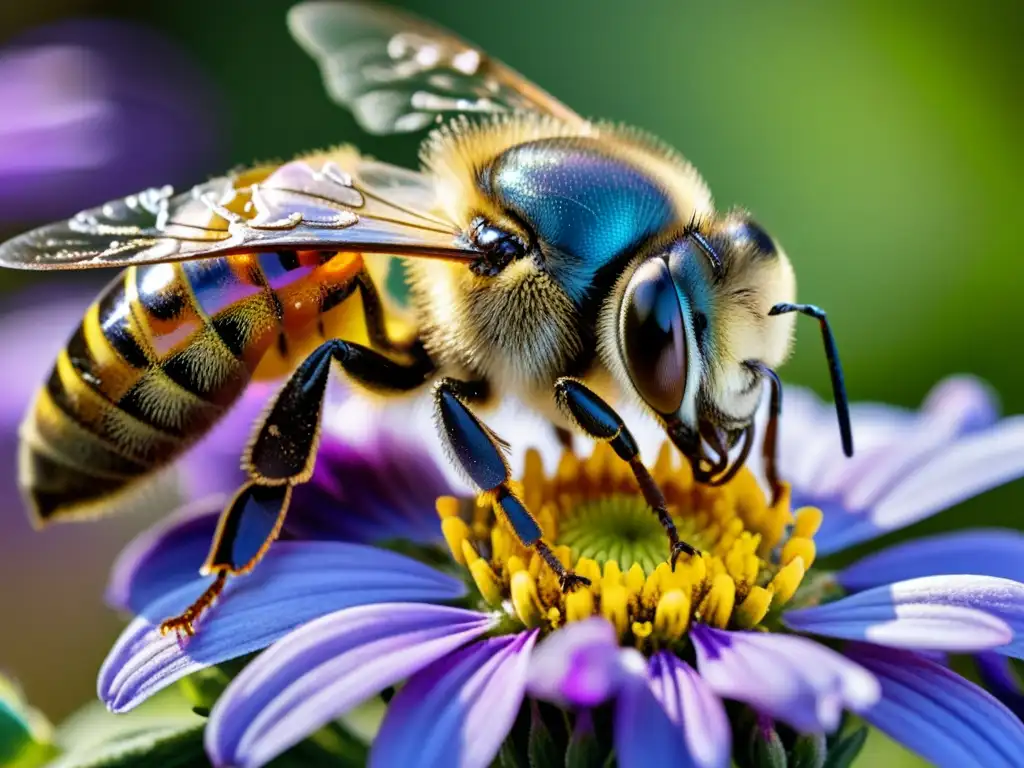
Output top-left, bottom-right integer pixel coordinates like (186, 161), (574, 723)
(0, 0), (1021, 764)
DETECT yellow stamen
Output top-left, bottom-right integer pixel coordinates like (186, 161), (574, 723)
(440, 440), (822, 645)
(546, 606), (562, 629)
(435, 496), (460, 519)
(625, 563), (646, 599)
(511, 571), (543, 627)
(632, 620), (653, 646)
(793, 507), (824, 538)
(654, 588), (691, 637)
(575, 557), (602, 593)
(601, 583), (629, 636)
(460, 539), (479, 566)
(770, 556), (806, 606)
(442, 517), (472, 565)
(782, 536), (816, 570)
(603, 560), (623, 586)
(699, 574), (736, 629)
(734, 586), (773, 629)
(669, 555), (706, 592)
(725, 533), (760, 587)
(469, 560), (503, 605)
(565, 587), (595, 622)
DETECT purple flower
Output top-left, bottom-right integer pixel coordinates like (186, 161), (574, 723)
(0, 18), (221, 225)
(98, 377), (1024, 767)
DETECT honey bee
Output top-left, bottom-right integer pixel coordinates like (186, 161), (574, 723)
(0, 1), (852, 634)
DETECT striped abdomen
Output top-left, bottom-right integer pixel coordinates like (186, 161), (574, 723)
(21, 250), (364, 523)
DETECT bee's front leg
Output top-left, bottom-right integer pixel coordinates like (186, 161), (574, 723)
(434, 378), (591, 593)
(160, 339), (435, 637)
(553, 377), (699, 567)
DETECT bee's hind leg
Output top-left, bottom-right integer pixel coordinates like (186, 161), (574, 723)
(434, 378), (591, 593)
(553, 377), (698, 568)
(160, 339), (435, 637)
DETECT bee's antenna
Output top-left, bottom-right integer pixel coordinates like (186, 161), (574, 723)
(684, 214), (723, 279)
(768, 303), (854, 457)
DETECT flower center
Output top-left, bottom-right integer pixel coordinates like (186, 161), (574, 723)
(437, 442), (822, 648)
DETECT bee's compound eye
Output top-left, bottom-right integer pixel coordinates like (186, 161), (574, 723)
(470, 219), (526, 270)
(620, 258), (688, 415)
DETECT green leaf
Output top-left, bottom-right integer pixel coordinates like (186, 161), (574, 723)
(176, 654), (257, 712)
(823, 725), (869, 768)
(48, 724), (209, 768)
(0, 674), (56, 768)
(269, 721), (369, 768)
(747, 723), (787, 768)
(497, 739), (528, 768)
(565, 725), (604, 768)
(790, 732), (827, 768)
(528, 702), (561, 768)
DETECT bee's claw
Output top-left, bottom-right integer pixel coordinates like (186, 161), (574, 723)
(670, 540), (698, 569)
(157, 570), (228, 639)
(158, 615), (196, 638)
(558, 571), (591, 593)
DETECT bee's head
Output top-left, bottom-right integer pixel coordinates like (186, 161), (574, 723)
(612, 235), (709, 447)
(610, 213), (786, 457)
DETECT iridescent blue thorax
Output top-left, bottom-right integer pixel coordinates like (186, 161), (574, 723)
(485, 138), (677, 302)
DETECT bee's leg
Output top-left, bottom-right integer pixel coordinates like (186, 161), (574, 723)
(159, 482), (292, 636)
(353, 270), (405, 354)
(553, 377), (698, 567)
(434, 378), (591, 593)
(160, 339), (435, 636)
(747, 362), (784, 505)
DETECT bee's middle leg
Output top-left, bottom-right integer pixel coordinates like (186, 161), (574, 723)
(433, 378), (591, 593)
(159, 339), (435, 636)
(553, 377), (698, 567)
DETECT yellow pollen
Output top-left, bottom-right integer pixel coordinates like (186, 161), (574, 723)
(459, 539), (479, 566)
(734, 585), (774, 629)
(770, 556), (806, 606)
(511, 571), (543, 627)
(601, 583), (629, 636)
(654, 589), (691, 637)
(565, 586), (595, 622)
(794, 507), (824, 538)
(442, 517), (472, 565)
(437, 441), (819, 645)
(782, 536), (817, 570)
(699, 574), (737, 629)
(469, 560), (503, 605)
(435, 496), (461, 519)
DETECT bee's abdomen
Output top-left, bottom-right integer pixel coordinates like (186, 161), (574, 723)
(19, 252), (348, 523)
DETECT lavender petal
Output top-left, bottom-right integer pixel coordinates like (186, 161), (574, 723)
(614, 650), (696, 768)
(839, 529), (1024, 592)
(848, 643), (1024, 767)
(867, 417), (1024, 536)
(98, 542), (464, 713)
(287, 428), (450, 546)
(208, 603), (494, 768)
(526, 617), (625, 707)
(370, 632), (537, 768)
(691, 625), (879, 734)
(785, 575), (1024, 656)
(105, 495), (223, 613)
(648, 652), (730, 768)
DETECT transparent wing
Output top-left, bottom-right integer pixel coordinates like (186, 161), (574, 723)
(0, 155), (479, 270)
(287, 0), (584, 134)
